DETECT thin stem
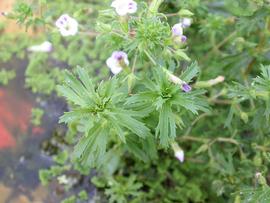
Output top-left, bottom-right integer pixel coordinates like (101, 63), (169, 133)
(111, 30), (128, 39)
(215, 31), (237, 51)
(186, 158), (206, 164)
(180, 135), (239, 146)
(180, 136), (208, 143)
(216, 137), (239, 145)
(79, 31), (100, 37)
(144, 50), (157, 66)
(184, 113), (212, 136)
(132, 50), (139, 73)
(243, 76), (256, 109)
(244, 30), (266, 77)
(208, 99), (232, 105)
(201, 31), (237, 64)
(165, 13), (179, 17)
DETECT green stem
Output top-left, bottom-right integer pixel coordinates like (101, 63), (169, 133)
(111, 30), (127, 39)
(132, 50), (139, 73)
(149, 0), (164, 14)
(144, 50), (157, 66)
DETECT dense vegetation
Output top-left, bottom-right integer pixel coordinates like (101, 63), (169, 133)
(1, 0), (270, 202)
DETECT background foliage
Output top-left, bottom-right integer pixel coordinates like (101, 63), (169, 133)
(1, 0), (270, 202)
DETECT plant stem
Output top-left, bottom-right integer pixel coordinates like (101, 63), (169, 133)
(132, 50), (138, 73)
(111, 30), (128, 39)
(144, 50), (157, 66)
(180, 135), (239, 146)
(79, 31), (100, 37)
(165, 13), (179, 17)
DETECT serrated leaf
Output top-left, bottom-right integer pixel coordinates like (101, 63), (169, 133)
(117, 113), (151, 138)
(180, 62), (200, 83)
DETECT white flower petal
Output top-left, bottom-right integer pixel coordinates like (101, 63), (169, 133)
(111, 0), (137, 16)
(55, 14), (78, 37)
(28, 41), (53, 52)
(106, 57), (123, 75)
(181, 17), (192, 28)
(111, 0), (122, 8)
(106, 51), (129, 75)
(110, 66), (123, 75)
(106, 56), (116, 69)
(172, 23), (183, 36)
(175, 150), (184, 163)
(115, 6), (128, 16)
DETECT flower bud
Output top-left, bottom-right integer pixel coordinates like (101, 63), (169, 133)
(28, 41), (53, 53)
(171, 142), (184, 163)
(165, 70), (192, 92)
(195, 75), (225, 88)
(181, 83), (192, 92)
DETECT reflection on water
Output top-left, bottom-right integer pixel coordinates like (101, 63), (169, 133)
(0, 59), (68, 203)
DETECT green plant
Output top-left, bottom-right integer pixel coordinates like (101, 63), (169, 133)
(4, 0), (270, 202)
(0, 69), (16, 85)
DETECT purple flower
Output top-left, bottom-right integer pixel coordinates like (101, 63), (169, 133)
(166, 70), (192, 93)
(181, 83), (192, 92)
(172, 23), (188, 44)
(172, 23), (183, 36)
(55, 14), (78, 37)
(181, 35), (187, 43)
(106, 51), (129, 75)
(111, 0), (137, 16)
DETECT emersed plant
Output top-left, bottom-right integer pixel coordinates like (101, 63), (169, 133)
(3, 0), (270, 202)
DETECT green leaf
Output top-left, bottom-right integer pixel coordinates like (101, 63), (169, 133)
(180, 62), (200, 83)
(117, 113), (151, 138)
(156, 102), (175, 147)
(174, 50), (191, 62)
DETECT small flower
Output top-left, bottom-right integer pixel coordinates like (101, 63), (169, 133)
(171, 142), (184, 163)
(106, 51), (129, 75)
(172, 23), (187, 44)
(111, 0), (137, 16)
(172, 23), (183, 36)
(28, 41), (53, 52)
(181, 83), (192, 92)
(180, 17), (192, 28)
(181, 35), (187, 43)
(255, 172), (262, 179)
(55, 14), (78, 37)
(166, 70), (192, 92)
(175, 150), (185, 163)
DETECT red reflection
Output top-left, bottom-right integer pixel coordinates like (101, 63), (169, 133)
(0, 88), (33, 149)
(0, 122), (15, 148)
(32, 127), (45, 136)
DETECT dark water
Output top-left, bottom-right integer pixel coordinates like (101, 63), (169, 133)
(0, 59), (81, 203)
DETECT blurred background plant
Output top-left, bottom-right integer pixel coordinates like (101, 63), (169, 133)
(1, 0), (270, 203)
